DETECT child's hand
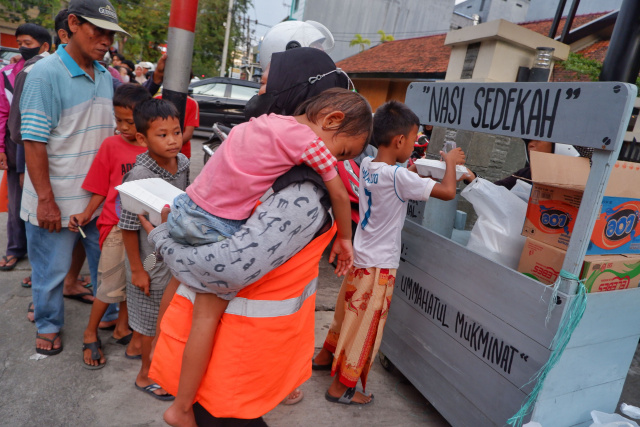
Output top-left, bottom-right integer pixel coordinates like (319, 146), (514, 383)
(69, 211), (91, 232)
(329, 238), (354, 277)
(132, 269), (151, 296)
(441, 147), (466, 165)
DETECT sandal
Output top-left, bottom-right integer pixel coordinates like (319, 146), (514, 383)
(0, 254), (22, 271)
(36, 332), (63, 356)
(282, 389), (304, 405)
(27, 302), (34, 323)
(21, 276), (32, 288)
(325, 387), (374, 406)
(134, 382), (175, 401)
(82, 339), (106, 370)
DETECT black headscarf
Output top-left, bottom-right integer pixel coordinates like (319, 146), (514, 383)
(244, 47), (349, 119)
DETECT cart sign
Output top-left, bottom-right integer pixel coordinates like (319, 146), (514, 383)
(405, 82), (637, 151)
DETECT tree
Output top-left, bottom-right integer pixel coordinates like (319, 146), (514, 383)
(349, 34), (370, 52)
(378, 30), (394, 43)
(0, 0), (250, 77)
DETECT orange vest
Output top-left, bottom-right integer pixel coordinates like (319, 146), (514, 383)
(150, 223), (336, 419)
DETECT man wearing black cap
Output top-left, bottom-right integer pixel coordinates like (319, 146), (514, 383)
(19, 0), (129, 357)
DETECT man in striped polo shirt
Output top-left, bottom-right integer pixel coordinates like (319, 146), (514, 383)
(20, 0), (129, 355)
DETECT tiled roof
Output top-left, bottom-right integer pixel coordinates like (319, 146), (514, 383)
(338, 12), (611, 75)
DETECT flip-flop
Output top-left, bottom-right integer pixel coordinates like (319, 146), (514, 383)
(82, 339), (106, 370)
(63, 292), (94, 305)
(134, 382), (175, 401)
(21, 276), (32, 288)
(0, 255), (21, 271)
(325, 387), (374, 406)
(36, 332), (63, 356)
(124, 349), (141, 360)
(282, 389), (304, 405)
(27, 302), (34, 323)
(113, 332), (133, 345)
(312, 359), (333, 371)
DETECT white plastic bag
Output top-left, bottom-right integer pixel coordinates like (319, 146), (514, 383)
(461, 178), (527, 269)
(590, 410), (639, 427)
(510, 179), (532, 203)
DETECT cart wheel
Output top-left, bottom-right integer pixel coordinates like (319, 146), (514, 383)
(379, 352), (396, 373)
(203, 142), (221, 165)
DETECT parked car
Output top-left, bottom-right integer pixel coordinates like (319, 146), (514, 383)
(189, 77), (260, 131)
(0, 47), (20, 67)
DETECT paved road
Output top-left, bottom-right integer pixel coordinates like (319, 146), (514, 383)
(1, 137), (639, 426)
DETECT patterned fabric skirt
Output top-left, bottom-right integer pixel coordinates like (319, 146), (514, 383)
(323, 267), (396, 390)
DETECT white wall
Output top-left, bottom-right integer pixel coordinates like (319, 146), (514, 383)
(525, 0), (622, 21)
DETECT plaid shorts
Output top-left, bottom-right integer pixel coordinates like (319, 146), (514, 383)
(126, 281), (166, 336)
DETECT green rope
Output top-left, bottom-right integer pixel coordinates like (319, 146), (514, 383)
(507, 269), (588, 427)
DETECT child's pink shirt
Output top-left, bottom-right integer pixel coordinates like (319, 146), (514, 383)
(186, 114), (338, 220)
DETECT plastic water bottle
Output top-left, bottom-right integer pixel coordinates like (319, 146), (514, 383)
(443, 141), (456, 154)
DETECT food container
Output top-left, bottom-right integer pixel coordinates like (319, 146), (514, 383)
(414, 158), (468, 180)
(115, 178), (185, 225)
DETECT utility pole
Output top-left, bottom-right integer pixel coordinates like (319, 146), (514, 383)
(163, 0), (199, 129)
(220, 0), (234, 77)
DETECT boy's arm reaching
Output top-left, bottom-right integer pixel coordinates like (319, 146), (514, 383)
(430, 148), (466, 201)
(324, 176), (353, 276)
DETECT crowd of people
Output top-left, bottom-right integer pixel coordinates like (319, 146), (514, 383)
(2, 1), (468, 425)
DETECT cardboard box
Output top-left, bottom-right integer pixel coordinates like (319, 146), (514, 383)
(517, 237), (640, 292)
(521, 152), (640, 255)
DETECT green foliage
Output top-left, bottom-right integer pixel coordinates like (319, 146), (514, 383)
(561, 52), (640, 96)
(349, 34), (370, 52)
(1, 0), (250, 78)
(377, 30), (394, 43)
(560, 52), (602, 81)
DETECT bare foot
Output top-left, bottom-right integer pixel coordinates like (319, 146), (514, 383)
(282, 388), (304, 405)
(313, 348), (333, 366)
(83, 330), (105, 367)
(164, 403), (197, 427)
(328, 378), (372, 404)
(36, 332), (62, 352)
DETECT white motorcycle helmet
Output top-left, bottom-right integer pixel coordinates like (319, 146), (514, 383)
(259, 20), (335, 70)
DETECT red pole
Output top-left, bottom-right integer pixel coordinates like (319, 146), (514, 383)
(163, 0), (199, 129)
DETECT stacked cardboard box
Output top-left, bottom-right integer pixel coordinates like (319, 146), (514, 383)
(517, 152), (640, 292)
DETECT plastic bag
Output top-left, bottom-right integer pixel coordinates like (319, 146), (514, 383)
(590, 410), (639, 427)
(461, 178), (528, 269)
(510, 179), (532, 203)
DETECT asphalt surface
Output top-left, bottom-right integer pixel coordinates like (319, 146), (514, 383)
(0, 138), (448, 427)
(1, 137), (640, 426)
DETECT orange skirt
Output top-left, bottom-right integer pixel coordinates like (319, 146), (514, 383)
(323, 267), (396, 390)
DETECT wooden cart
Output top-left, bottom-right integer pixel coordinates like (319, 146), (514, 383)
(380, 81), (638, 426)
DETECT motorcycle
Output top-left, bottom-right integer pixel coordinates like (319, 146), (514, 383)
(202, 123), (231, 164)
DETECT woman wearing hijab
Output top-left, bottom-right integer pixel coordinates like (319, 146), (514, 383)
(244, 47), (350, 120)
(148, 46), (355, 423)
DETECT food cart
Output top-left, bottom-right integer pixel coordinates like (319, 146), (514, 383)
(379, 81), (638, 426)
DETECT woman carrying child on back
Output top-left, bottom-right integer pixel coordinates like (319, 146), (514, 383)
(163, 87), (373, 427)
(313, 100), (466, 405)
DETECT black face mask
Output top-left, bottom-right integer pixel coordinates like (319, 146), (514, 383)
(19, 45), (41, 61)
(244, 92), (277, 120)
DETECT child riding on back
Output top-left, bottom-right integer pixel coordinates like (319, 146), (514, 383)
(163, 87), (373, 427)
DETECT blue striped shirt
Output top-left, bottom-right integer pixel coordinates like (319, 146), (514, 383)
(20, 44), (114, 226)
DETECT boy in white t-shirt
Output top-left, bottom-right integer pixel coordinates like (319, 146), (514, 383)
(313, 100), (466, 405)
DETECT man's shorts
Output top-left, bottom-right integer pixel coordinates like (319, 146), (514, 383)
(96, 226), (127, 304)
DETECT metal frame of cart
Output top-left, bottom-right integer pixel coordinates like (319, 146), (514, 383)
(380, 81), (638, 427)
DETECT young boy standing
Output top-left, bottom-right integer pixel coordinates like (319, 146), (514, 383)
(119, 98), (188, 400)
(69, 84), (152, 368)
(313, 101), (466, 405)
